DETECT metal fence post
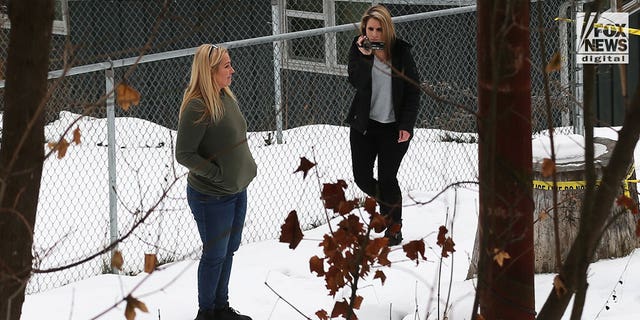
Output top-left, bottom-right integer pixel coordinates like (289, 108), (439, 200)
(105, 66), (119, 273)
(573, 2), (585, 135)
(272, 0), (284, 144)
(559, 1), (572, 127)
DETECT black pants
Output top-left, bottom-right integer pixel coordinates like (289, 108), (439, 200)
(350, 121), (410, 223)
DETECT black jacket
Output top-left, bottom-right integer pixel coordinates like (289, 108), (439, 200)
(346, 36), (421, 134)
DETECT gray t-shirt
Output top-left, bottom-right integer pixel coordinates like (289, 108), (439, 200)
(369, 57), (395, 123)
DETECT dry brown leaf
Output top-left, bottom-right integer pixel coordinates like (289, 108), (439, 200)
(325, 265), (344, 297)
(279, 210), (304, 249)
(492, 248), (510, 267)
(365, 237), (387, 258)
(403, 240), (427, 265)
(111, 250), (124, 271)
(352, 295), (364, 310)
(321, 181), (347, 213)
(370, 212), (386, 233)
(124, 296), (149, 320)
(374, 270), (387, 285)
(116, 83), (141, 111)
(330, 300), (354, 319)
(363, 197), (377, 214)
(553, 275), (568, 297)
(49, 139), (70, 159)
(293, 156), (316, 179)
(542, 158), (556, 177)
(377, 245), (391, 266)
(144, 253), (157, 274)
(309, 255), (325, 276)
(616, 195), (639, 214)
(441, 237), (456, 258)
(338, 200), (356, 215)
(72, 126), (81, 145)
(437, 225), (448, 247)
(545, 52), (562, 74)
(538, 210), (550, 221)
(57, 139), (70, 159)
(315, 310), (329, 320)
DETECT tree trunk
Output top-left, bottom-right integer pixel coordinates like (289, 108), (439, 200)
(0, 1), (54, 319)
(532, 137), (640, 274)
(476, 1), (535, 319)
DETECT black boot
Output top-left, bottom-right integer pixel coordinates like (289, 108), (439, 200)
(194, 309), (215, 320)
(384, 227), (403, 246)
(383, 219), (403, 246)
(214, 306), (252, 320)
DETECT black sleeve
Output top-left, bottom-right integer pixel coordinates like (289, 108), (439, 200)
(347, 36), (373, 91)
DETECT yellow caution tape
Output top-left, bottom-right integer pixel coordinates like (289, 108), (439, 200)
(554, 17), (640, 36)
(533, 180), (591, 191)
(533, 165), (636, 197)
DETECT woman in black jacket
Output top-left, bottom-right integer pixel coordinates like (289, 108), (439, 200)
(346, 4), (420, 246)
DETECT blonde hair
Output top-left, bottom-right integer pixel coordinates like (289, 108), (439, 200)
(360, 4), (396, 59)
(179, 44), (236, 123)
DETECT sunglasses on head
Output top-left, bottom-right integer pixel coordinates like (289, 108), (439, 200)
(208, 44), (218, 58)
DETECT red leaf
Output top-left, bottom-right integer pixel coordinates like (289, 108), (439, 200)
(437, 225), (448, 247)
(352, 295), (364, 310)
(338, 200), (356, 215)
(370, 212), (386, 233)
(616, 195), (639, 214)
(321, 181), (347, 213)
(321, 234), (339, 257)
(364, 197), (377, 214)
(332, 229), (355, 250)
(331, 300), (356, 319)
(365, 237), (387, 258)
(310, 255), (325, 276)
(403, 240), (427, 265)
(441, 237), (456, 258)
(338, 215), (364, 237)
(374, 270), (387, 285)
(293, 157), (316, 179)
(377, 246), (391, 266)
(325, 266), (345, 296)
(279, 211), (304, 249)
(315, 310), (329, 320)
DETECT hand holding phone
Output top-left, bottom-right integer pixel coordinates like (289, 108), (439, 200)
(357, 35), (372, 55)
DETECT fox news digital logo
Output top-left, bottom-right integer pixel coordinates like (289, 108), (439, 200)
(577, 12), (629, 64)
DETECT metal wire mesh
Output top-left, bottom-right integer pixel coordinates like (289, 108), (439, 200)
(0, 0), (578, 293)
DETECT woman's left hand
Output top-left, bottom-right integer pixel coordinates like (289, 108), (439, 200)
(398, 130), (411, 143)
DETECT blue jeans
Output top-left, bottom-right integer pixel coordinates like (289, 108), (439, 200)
(187, 185), (247, 311)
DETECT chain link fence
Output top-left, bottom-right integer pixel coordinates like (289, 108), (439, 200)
(0, 0), (577, 293)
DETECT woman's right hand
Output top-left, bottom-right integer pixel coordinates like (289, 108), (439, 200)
(356, 35), (373, 56)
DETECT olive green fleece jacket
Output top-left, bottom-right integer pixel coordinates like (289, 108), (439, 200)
(175, 95), (257, 196)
